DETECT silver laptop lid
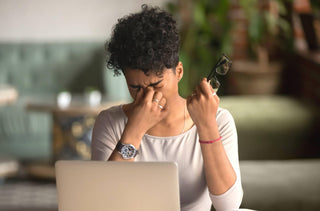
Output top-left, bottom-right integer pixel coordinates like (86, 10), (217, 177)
(55, 161), (180, 211)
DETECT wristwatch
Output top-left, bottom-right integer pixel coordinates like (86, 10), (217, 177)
(115, 142), (138, 159)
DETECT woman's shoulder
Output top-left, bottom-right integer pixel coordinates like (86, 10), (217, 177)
(216, 107), (237, 139)
(97, 104), (127, 122)
(217, 107), (234, 122)
(100, 104), (123, 114)
(216, 107), (237, 133)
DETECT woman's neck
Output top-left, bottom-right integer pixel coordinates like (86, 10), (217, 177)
(160, 96), (185, 124)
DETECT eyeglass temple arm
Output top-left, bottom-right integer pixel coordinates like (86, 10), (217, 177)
(207, 67), (217, 82)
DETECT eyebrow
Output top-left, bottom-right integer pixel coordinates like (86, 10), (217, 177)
(130, 79), (163, 89)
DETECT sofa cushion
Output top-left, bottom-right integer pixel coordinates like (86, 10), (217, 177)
(0, 42), (106, 95)
(220, 96), (319, 160)
(0, 101), (51, 160)
(240, 159), (320, 210)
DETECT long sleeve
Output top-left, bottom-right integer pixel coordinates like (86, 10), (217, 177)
(210, 109), (243, 211)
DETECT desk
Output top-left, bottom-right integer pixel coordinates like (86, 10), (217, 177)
(26, 96), (125, 162)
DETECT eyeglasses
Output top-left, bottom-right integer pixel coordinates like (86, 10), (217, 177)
(206, 53), (232, 91)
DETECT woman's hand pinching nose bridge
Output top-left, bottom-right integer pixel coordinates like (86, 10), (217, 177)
(126, 88), (169, 139)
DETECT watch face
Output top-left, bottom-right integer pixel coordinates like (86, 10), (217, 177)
(120, 144), (136, 159)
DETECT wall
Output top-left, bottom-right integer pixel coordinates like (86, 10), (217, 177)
(0, 0), (170, 42)
(0, 0), (172, 101)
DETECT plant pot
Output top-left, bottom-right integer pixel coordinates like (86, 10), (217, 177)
(229, 60), (283, 95)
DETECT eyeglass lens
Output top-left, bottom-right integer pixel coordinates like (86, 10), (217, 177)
(216, 55), (232, 75)
(210, 76), (220, 91)
(207, 54), (232, 92)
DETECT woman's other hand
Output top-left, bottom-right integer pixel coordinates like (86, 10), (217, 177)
(187, 78), (220, 140)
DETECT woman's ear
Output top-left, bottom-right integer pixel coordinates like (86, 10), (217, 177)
(175, 61), (183, 81)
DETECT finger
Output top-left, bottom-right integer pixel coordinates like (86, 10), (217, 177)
(208, 82), (214, 93)
(195, 85), (203, 100)
(195, 85), (201, 96)
(199, 78), (212, 97)
(158, 97), (166, 110)
(133, 88), (143, 104)
(143, 87), (155, 103)
(152, 91), (163, 104)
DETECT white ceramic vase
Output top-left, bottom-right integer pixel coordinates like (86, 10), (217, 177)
(57, 91), (72, 108)
(85, 90), (101, 106)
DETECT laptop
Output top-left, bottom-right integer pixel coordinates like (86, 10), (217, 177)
(55, 161), (180, 211)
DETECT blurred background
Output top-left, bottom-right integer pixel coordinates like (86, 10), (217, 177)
(0, 0), (319, 210)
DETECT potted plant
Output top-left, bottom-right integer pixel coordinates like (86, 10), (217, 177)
(229, 0), (291, 95)
(167, 0), (233, 97)
(311, 0), (320, 42)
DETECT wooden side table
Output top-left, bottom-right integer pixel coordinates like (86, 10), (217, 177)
(25, 96), (126, 179)
(26, 96), (125, 162)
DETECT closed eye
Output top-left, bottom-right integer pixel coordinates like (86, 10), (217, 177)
(130, 85), (142, 89)
(129, 80), (163, 89)
(152, 85), (163, 89)
(149, 80), (163, 87)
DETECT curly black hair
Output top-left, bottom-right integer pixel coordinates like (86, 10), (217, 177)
(106, 4), (180, 76)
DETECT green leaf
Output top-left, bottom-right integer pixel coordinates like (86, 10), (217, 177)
(194, 3), (206, 27)
(265, 13), (277, 36)
(248, 11), (263, 43)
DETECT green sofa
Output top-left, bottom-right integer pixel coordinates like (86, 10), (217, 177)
(220, 96), (320, 211)
(0, 42), (129, 161)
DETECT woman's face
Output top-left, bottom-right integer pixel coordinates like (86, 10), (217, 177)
(124, 63), (183, 103)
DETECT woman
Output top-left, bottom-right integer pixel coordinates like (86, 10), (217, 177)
(92, 5), (243, 211)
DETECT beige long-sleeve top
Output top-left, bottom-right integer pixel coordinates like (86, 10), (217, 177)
(91, 105), (243, 211)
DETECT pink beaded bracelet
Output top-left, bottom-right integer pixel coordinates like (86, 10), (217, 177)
(199, 136), (222, 144)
